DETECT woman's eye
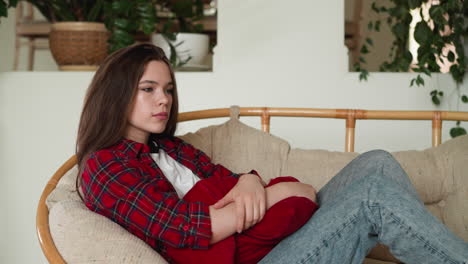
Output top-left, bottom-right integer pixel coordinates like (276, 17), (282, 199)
(165, 88), (174, 94)
(141, 87), (153, 92)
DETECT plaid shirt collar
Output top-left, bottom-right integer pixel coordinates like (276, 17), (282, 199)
(116, 138), (150, 157)
(112, 136), (164, 159)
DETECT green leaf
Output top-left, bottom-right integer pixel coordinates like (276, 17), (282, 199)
(371, 2), (379, 13)
(414, 21), (432, 45)
(410, 78), (416, 87)
(136, 4), (156, 19)
(462, 95), (468, 103)
(432, 95), (440, 105)
(360, 45), (369, 54)
(366, 38), (373, 46)
(112, 0), (132, 13)
(113, 18), (132, 30)
(447, 51), (455, 62)
(417, 75), (425, 86)
(368, 21), (373, 31)
(87, 0), (103, 21)
(387, 17), (393, 24)
(8, 0), (18, 8)
(450, 126), (467, 138)
(404, 50), (413, 64)
(408, 0), (422, 9)
(450, 64), (464, 83)
(111, 28), (133, 43)
(424, 68), (432, 77)
(359, 70), (369, 81)
(140, 18), (156, 34)
(438, 91), (443, 96)
(375, 20), (381, 31)
(0, 1), (7, 18)
(447, 0), (460, 11)
(353, 62), (361, 71)
(193, 23), (204, 33)
(429, 6), (446, 25)
(392, 23), (407, 40)
(430, 90), (437, 96)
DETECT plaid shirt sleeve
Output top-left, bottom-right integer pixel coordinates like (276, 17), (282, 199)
(81, 150), (212, 249)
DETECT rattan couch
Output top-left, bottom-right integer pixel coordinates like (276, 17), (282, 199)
(37, 106), (468, 264)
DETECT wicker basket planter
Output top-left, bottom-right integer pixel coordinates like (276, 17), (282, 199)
(49, 22), (110, 71)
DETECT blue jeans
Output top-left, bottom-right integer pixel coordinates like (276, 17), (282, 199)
(259, 150), (468, 264)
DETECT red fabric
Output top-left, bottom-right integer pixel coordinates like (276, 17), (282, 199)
(166, 176), (319, 264)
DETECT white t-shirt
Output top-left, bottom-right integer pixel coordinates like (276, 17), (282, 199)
(150, 141), (201, 199)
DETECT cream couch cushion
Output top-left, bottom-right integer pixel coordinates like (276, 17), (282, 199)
(46, 109), (468, 264)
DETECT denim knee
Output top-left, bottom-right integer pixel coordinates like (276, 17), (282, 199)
(356, 150), (402, 181)
(359, 150), (415, 192)
(360, 149), (393, 161)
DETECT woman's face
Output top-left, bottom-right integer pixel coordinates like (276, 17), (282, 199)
(125, 60), (174, 144)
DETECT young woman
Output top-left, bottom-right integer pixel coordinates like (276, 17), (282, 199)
(76, 43), (468, 264)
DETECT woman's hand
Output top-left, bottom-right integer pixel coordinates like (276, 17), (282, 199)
(213, 174), (266, 233)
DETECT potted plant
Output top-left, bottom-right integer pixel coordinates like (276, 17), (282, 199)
(1, 0), (158, 70)
(152, 0), (212, 70)
(355, 0), (468, 138)
(103, 0), (158, 52)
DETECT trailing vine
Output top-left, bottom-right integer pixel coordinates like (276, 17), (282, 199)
(356, 0), (468, 137)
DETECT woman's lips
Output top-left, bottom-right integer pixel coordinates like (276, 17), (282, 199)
(153, 112), (168, 120)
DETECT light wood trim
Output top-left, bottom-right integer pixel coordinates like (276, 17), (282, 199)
(261, 107), (271, 133)
(37, 155), (77, 264)
(178, 107), (468, 151)
(346, 126), (355, 152)
(179, 108), (468, 121)
(38, 107), (468, 263)
(346, 110), (357, 152)
(432, 111), (442, 147)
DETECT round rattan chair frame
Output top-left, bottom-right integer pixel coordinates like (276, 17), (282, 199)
(36, 107), (468, 263)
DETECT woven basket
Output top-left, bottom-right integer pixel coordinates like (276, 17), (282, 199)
(49, 22), (110, 71)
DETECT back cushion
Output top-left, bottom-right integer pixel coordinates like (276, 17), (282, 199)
(179, 117), (290, 181)
(281, 149), (358, 190)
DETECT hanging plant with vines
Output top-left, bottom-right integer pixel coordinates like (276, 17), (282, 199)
(355, 0), (468, 138)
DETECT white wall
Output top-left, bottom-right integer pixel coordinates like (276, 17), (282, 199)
(1, 0), (467, 263)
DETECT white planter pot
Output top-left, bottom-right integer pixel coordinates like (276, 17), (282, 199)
(152, 33), (210, 70)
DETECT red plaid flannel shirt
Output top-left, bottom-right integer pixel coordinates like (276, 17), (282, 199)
(80, 136), (241, 259)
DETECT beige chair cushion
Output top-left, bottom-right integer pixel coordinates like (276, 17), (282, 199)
(47, 107), (468, 264)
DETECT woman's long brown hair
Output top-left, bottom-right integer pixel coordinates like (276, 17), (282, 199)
(75, 43), (179, 200)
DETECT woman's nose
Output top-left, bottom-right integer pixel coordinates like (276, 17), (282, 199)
(156, 90), (169, 105)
